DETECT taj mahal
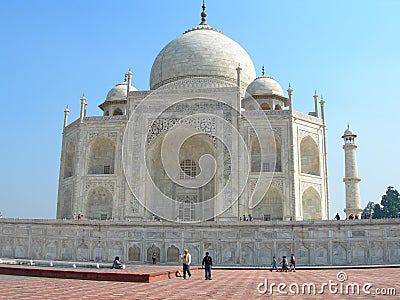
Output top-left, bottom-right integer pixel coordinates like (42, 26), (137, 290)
(0, 3), (398, 266)
(57, 3), (334, 223)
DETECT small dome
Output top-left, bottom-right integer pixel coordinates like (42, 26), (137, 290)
(105, 82), (137, 102)
(246, 76), (284, 97)
(343, 126), (357, 137)
(150, 25), (256, 90)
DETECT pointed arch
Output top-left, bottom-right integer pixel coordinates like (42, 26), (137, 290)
(252, 187), (283, 220)
(113, 108), (123, 115)
(167, 245), (180, 262)
(88, 136), (115, 174)
(146, 130), (216, 221)
(64, 142), (75, 178)
(300, 136), (320, 175)
(128, 245), (141, 261)
(260, 102), (271, 110)
(251, 132), (277, 172)
(302, 187), (321, 220)
(147, 245), (160, 262)
(85, 186), (113, 220)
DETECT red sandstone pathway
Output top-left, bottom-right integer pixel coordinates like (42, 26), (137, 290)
(0, 267), (399, 299)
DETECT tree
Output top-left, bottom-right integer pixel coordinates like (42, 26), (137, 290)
(372, 203), (384, 219)
(380, 186), (400, 218)
(364, 186), (400, 219)
(363, 201), (375, 219)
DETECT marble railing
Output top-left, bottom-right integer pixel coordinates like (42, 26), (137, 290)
(83, 115), (128, 122)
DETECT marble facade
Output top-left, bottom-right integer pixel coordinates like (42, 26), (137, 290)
(1, 218), (399, 266)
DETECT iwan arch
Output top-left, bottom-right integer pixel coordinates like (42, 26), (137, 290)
(1, 3), (399, 266)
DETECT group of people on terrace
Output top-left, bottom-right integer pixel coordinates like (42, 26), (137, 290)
(271, 254), (296, 272)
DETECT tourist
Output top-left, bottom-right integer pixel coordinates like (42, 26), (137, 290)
(111, 256), (124, 269)
(349, 214), (354, 220)
(289, 254), (296, 272)
(270, 256), (278, 272)
(202, 252), (212, 280)
(175, 270), (182, 277)
(355, 214), (359, 219)
(180, 249), (191, 279)
(152, 252), (157, 264)
(335, 213), (340, 220)
(280, 256), (289, 272)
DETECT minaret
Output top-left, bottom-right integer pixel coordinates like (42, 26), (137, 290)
(79, 93), (87, 123)
(287, 83), (293, 110)
(319, 96), (325, 122)
(126, 69), (133, 117)
(342, 125), (362, 218)
(63, 105), (70, 128)
(313, 90), (319, 117)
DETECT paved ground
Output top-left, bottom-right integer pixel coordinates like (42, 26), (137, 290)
(0, 266), (399, 299)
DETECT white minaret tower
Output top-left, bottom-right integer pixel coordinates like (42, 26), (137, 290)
(342, 125), (362, 218)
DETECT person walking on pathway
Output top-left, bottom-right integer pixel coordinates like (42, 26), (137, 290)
(180, 249), (191, 279)
(280, 256), (289, 272)
(289, 254), (296, 272)
(270, 256), (278, 272)
(202, 252), (213, 280)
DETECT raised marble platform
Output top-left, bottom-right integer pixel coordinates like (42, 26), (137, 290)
(1, 218), (399, 266)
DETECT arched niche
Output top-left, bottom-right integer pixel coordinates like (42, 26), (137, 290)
(113, 108), (123, 116)
(85, 186), (113, 220)
(147, 245), (160, 262)
(64, 142), (75, 179)
(302, 187), (321, 220)
(128, 245), (141, 261)
(300, 136), (320, 176)
(252, 187), (283, 220)
(146, 130), (216, 221)
(88, 137), (115, 174)
(260, 102), (271, 110)
(167, 245), (180, 262)
(250, 131), (278, 172)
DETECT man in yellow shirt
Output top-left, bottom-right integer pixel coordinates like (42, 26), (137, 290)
(180, 249), (192, 279)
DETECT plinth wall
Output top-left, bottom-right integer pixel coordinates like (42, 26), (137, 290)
(1, 219), (399, 266)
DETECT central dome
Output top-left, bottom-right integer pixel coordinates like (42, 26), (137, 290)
(150, 23), (256, 90)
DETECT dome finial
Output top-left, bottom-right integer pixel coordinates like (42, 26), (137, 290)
(261, 65), (265, 76)
(200, 0), (207, 25)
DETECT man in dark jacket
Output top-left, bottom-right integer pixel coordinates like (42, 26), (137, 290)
(202, 252), (213, 280)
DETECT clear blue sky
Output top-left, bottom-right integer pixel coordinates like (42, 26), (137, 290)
(0, 0), (399, 219)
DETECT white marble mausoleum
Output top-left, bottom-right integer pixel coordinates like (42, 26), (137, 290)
(57, 4), (330, 224)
